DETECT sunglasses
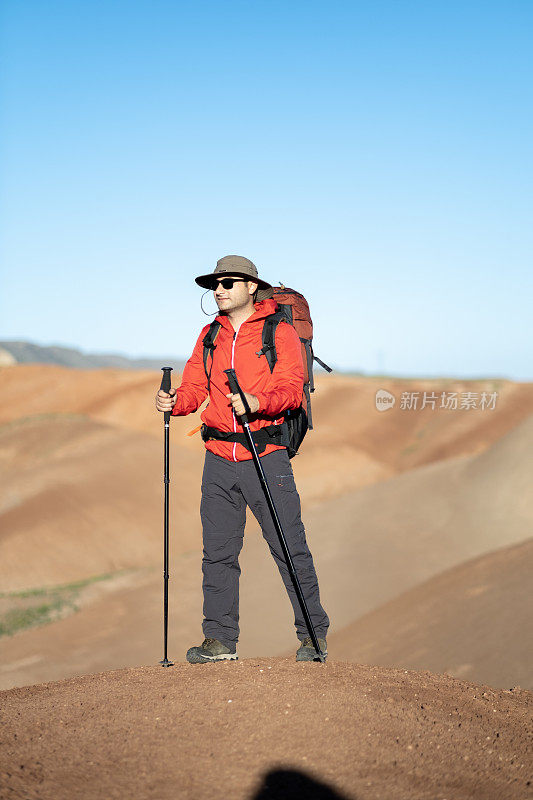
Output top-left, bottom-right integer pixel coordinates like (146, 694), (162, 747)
(212, 277), (248, 290)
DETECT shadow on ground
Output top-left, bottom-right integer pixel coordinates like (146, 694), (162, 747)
(251, 768), (354, 799)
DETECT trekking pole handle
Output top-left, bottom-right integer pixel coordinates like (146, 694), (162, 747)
(224, 368), (251, 424)
(160, 367), (173, 393)
(160, 367), (173, 423)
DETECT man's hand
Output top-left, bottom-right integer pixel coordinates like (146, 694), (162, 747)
(226, 392), (260, 417)
(156, 389), (177, 412)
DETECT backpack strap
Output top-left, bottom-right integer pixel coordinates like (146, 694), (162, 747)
(201, 422), (289, 455)
(303, 383), (313, 430)
(302, 339), (315, 391)
(314, 354), (333, 373)
(256, 311), (285, 373)
(202, 320), (222, 392)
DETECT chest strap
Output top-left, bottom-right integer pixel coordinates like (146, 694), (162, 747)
(201, 422), (289, 455)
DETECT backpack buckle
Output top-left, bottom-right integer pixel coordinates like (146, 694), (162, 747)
(256, 345), (273, 358)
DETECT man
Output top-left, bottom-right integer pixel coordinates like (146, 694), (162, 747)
(156, 255), (329, 663)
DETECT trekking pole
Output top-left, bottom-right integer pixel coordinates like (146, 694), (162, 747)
(224, 368), (326, 663)
(159, 367), (173, 667)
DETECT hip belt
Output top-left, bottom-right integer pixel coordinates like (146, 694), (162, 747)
(200, 422), (289, 455)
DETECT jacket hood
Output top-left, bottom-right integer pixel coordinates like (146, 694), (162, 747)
(216, 299), (279, 329)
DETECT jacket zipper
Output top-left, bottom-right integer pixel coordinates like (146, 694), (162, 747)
(230, 327), (240, 462)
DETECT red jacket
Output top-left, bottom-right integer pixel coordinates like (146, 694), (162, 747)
(171, 299), (304, 461)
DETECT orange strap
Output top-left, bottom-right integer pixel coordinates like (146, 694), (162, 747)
(187, 424), (202, 437)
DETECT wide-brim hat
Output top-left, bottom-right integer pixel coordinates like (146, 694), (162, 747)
(195, 255), (272, 291)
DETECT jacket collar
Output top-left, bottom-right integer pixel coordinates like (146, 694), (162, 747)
(216, 299), (278, 331)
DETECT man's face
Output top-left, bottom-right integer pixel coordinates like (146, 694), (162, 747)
(213, 275), (256, 313)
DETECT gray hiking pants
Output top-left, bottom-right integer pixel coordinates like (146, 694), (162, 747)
(200, 448), (329, 647)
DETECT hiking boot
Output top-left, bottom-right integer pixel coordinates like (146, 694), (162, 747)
(296, 636), (327, 662)
(186, 637), (238, 664)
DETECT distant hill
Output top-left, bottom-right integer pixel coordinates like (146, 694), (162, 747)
(0, 341), (185, 371)
(327, 537), (533, 690)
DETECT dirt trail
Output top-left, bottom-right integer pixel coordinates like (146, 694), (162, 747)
(1, 660), (531, 800)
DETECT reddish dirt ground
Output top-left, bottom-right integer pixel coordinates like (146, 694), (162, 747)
(2, 367), (533, 799)
(1, 659), (532, 800)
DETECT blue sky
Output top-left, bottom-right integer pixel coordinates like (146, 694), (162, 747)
(1, 1), (532, 378)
